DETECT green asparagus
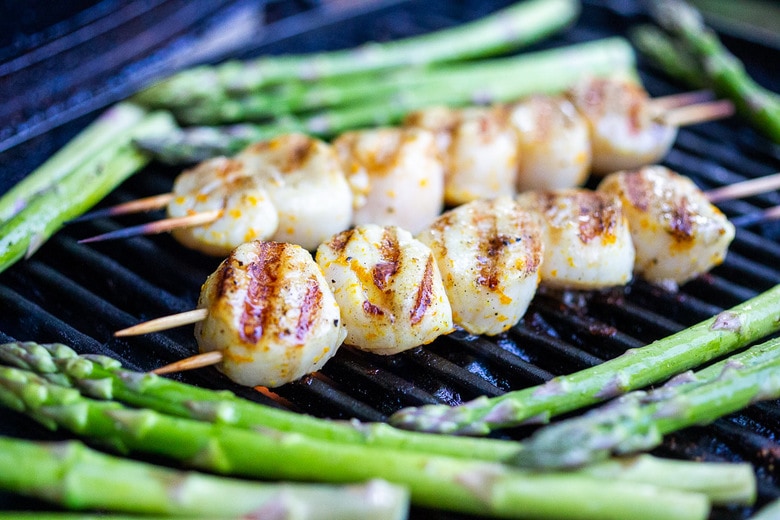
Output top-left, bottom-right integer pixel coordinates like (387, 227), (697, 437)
(0, 435), (409, 519)
(0, 364), (714, 520)
(134, 37), (637, 164)
(513, 336), (780, 469)
(629, 25), (707, 89)
(0, 341), (521, 463)
(0, 341), (758, 507)
(0, 104), (147, 224)
(0, 107), (178, 275)
(389, 284), (780, 434)
(647, 0), (780, 142)
(133, 0), (581, 110)
(168, 37), (636, 125)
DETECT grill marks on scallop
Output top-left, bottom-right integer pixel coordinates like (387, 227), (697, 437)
(576, 191), (621, 244)
(229, 242), (323, 345)
(410, 255), (435, 326)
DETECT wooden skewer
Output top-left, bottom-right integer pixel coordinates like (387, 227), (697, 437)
(656, 99), (735, 127)
(152, 350), (224, 375)
(114, 308), (208, 337)
(70, 193), (174, 223)
(648, 90), (714, 112)
(78, 210), (223, 244)
(731, 205), (780, 228)
(705, 172), (780, 203)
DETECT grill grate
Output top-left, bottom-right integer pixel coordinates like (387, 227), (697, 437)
(1, 1), (780, 518)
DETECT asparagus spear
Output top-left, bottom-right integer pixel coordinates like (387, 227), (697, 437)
(135, 37), (636, 164)
(513, 336), (780, 469)
(169, 37), (636, 125)
(389, 284), (780, 434)
(0, 365), (712, 520)
(629, 25), (707, 89)
(0, 435), (409, 519)
(0, 107), (178, 275)
(133, 0), (581, 109)
(0, 104), (147, 224)
(0, 341), (521, 463)
(751, 497), (780, 520)
(648, 0), (780, 142)
(0, 341), (758, 507)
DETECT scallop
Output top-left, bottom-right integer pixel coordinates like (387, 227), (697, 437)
(597, 165), (735, 288)
(238, 133), (353, 251)
(195, 240), (346, 388)
(515, 189), (635, 290)
(405, 105), (518, 205)
(417, 197), (544, 336)
(315, 224), (453, 355)
(567, 77), (677, 175)
(334, 127), (445, 234)
(506, 95), (591, 191)
(168, 156), (279, 256)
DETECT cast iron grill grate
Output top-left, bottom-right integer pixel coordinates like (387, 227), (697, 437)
(1, 1), (779, 518)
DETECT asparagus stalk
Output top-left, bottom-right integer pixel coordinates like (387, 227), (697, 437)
(0, 104), (147, 223)
(0, 107), (178, 275)
(389, 284), (780, 434)
(629, 25), (707, 89)
(169, 37), (636, 125)
(133, 0), (581, 109)
(648, 0), (780, 142)
(0, 365), (713, 520)
(0, 341), (757, 507)
(0, 341), (522, 463)
(751, 497), (780, 520)
(513, 336), (780, 469)
(0, 435), (409, 519)
(134, 37), (636, 164)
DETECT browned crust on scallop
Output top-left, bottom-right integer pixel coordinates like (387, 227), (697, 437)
(242, 134), (320, 174)
(215, 242), (324, 344)
(410, 254), (435, 326)
(577, 192), (621, 243)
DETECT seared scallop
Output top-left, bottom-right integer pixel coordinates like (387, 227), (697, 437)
(316, 224), (453, 355)
(516, 189), (636, 290)
(168, 156), (279, 256)
(506, 95), (591, 191)
(239, 133), (353, 251)
(334, 127), (445, 234)
(417, 197), (544, 336)
(195, 240), (346, 388)
(405, 105), (518, 205)
(597, 165), (735, 288)
(567, 77), (677, 175)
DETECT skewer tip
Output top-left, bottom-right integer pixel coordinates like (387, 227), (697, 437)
(152, 350), (224, 375)
(114, 308), (209, 337)
(79, 209), (222, 245)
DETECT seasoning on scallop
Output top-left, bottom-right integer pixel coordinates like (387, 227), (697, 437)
(505, 95), (591, 191)
(238, 133), (353, 251)
(515, 189), (636, 290)
(405, 105), (518, 205)
(333, 127), (444, 234)
(315, 224), (453, 355)
(597, 165), (735, 288)
(567, 76), (677, 175)
(416, 197), (544, 336)
(168, 156), (279, 256)
(195, 241), (346, 388)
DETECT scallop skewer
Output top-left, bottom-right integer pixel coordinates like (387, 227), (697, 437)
(75, 77), (735, 252)
(116, 208), (550, 386)
(114, 168), (778, 387)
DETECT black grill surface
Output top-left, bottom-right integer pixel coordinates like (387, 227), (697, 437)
(1, 1), (779, 518)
